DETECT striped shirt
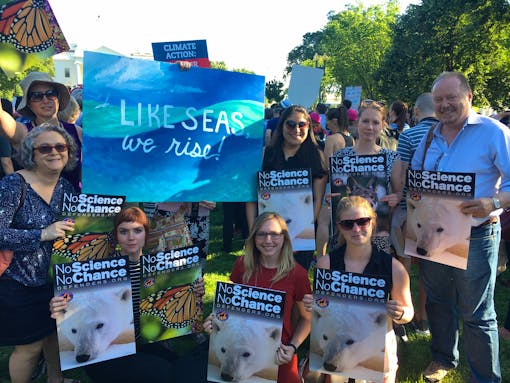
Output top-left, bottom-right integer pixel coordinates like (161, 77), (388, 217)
(128, 258), (141, 340)
(397, 117), (439, 208)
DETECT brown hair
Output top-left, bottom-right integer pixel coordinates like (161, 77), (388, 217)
(114, 207), (149, 246)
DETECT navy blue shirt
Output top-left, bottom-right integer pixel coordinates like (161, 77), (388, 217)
(0, 173), (74, 286)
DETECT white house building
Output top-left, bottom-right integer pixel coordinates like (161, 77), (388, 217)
(52, 45), (138, 88)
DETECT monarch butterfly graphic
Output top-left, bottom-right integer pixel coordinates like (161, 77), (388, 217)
(140, 283), (199, 329)
(0, 0), (54, 53)
(53, 232), (113, 261)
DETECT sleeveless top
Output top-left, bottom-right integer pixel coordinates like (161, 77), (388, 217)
(26, 120), (82, 191)
(329, 244), (393, 290)
(339, 132), (354, 147)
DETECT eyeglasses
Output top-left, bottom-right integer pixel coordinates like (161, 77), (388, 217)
(255, 231), (284, 239)
(28, 89), (59, 102)
(361, 99), (385, 107)
(337, 217), (371, 230)
(33, 144), (69, 154)
(285, 120), (309, 130)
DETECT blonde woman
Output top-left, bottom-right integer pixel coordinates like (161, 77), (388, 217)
(205, 212), (312, 382)
(304, 196), (413, 383)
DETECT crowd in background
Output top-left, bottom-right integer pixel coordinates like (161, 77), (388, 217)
(0, 69), (509, 383)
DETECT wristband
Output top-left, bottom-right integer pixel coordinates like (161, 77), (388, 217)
(288, 343), (297, 354)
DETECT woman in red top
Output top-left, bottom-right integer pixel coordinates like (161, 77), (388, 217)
(205, 212), (312, 382)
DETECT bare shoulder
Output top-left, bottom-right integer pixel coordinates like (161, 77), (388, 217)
(316, 254), (331, 269)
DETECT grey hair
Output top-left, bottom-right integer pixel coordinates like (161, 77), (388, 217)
(432, 72), (471, 94)
(20, 122), (78, 171)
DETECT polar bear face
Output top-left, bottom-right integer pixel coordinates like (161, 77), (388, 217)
(210, 317), (280, 382)
(58, 287), (133, 363)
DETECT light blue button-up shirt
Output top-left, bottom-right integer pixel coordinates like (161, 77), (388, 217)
(411, 112), (510, 223)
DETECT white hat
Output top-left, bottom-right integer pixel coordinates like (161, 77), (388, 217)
(17, 72), (70, 118)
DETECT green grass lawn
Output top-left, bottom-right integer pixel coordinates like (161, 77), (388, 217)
(1, 203), (509, 382)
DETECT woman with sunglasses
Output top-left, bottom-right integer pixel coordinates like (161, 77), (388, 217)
(247, 105), (328, 270)
(332, 100), (403, 254)
(204, 211), (312, 383)
(304, 196), (413, 383)
(0, 72), (82, 191)
(0, 123), (79, 383)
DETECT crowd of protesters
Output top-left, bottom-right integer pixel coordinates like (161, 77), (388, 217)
(0, 68), (509, 383)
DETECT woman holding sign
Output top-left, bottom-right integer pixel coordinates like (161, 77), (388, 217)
(331, 100), (403, 254)
(246, 105), (328, 270)
(205, 211), (312, 382)
(50, 206), (207, 382)
(304, 196), (413, 383)
(0, 123), (78, 383)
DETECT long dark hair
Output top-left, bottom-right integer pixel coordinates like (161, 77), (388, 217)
(265, 105), (327, 176)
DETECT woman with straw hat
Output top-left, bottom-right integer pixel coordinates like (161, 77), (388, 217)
(0, 71), (82, 190)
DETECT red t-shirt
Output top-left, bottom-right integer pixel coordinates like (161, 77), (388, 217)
(230, 256), (312, 383)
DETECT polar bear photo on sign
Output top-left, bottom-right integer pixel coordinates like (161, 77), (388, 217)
(208, 315), (281, 382)
(309, 299), (387, 382)
(54, 282), (136, 370)
(405, 194), (471, 269)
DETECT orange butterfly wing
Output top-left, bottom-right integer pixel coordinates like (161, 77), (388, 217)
(140, 284), (198, 329)
(0, 0), (24, 36)
(0, 0), (53, 52)
(53, 232), (113, 261)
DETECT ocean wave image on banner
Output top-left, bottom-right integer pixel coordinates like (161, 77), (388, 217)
(82, 52), (265, 202)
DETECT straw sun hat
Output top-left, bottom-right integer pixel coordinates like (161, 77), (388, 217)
(17, 71), (70, 118)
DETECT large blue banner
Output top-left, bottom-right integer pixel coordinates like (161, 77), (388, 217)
(81, 51), (265, 202)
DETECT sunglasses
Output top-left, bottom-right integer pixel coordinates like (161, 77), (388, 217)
(33, 144), (69, 154)
(337, 217), (371, 230)
(361, 99), (385, 107)
(285, 120), (309, 130)
(28, 89), (59, 102)
(255, 231), (284, 240)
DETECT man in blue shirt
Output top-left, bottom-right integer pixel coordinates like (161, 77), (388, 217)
(411, 72), (510, 383)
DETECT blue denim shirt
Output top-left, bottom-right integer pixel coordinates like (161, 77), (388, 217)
(0, 173), (74, 286)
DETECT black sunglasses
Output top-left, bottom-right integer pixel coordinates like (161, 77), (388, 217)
(28, 89), (59, 102)
(337, 217), (371, 230)
(33, 144), (69, 154)
(285, 120), (309, 129)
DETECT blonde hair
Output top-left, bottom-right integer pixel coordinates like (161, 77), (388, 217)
(242, 212), (295, 284)
(335, 196), (377, 244)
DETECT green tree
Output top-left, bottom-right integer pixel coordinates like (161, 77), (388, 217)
(320, 1), (400, 101)
(210, 61), (228, 71)
(265, 79), (285, 104)
(287, 31), (326, 75)
(378, 0), (510, 108)
(0, 58), (55, 101)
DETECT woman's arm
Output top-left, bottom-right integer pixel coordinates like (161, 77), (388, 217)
(380, 156), (404, 208)
(387, 257), (414, 324)
(0, 105), (27, 145)
(312, 176), (327, 222)
(276, 300), (311, 365)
